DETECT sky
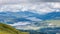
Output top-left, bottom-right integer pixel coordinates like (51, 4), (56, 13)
(0, 0), (60, 5)
(0, 3), (60, 14)
(0, 0), (60, 14)
(1, 0), (60, 4)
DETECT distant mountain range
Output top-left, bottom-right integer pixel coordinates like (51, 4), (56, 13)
(0, 11), (60, 34)
(0, 11), (59, 27)
(0, 11), (59, 24)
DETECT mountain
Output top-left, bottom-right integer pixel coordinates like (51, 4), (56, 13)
(0, 11), (60, 29)
(0, 23), (29, 34)
(0, 11), (42, 24)
(39, 27), (60, 34)
(42, 12), (60, 20)
(0, 11), (60, 22)
(0, 11), (60, 34)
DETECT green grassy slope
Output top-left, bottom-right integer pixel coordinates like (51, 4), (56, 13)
(0, 23), (29, 34)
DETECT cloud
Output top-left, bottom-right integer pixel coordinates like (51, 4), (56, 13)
(51, 3), (60, 8)
(26, 17), (42, 21)
(9, 21), (41, 30)
(0, 0), (60, 5)
(0, 0), (29, 5)
(15, 25), (40, 30)
(9, 22), (31, 26)
(38, 0), (60, 2)
(0, 5), (23, 12)
(0, 3), (60, 14)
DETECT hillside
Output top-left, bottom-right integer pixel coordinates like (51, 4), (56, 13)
(0, 23), (29, 34)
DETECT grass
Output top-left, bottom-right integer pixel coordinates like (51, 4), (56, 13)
(0, 23), (29, 34)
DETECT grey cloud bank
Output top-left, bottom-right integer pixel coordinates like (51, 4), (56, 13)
(0, 0), (60, 5)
